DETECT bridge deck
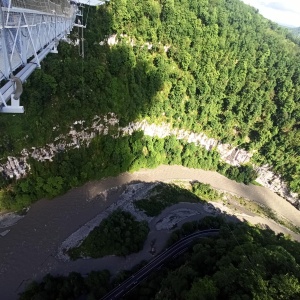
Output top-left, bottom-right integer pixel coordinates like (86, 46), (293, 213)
(0, 0), (77, 111)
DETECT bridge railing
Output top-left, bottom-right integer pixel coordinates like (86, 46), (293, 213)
(0, 0), (77, 112)
(9, 0), (72, 17)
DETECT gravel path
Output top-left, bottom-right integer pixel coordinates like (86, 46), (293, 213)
(1, 165), (300, 299)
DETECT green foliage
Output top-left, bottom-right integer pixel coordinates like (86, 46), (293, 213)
(134, 183), (201, 216)
(68, 209), (149, 260)
(218, 164), (258, 184)
(8, 2), (300, 299)
(187, 277), (219, 300)
(287, 26), (300, 42)
(106, 0), (300, 192)
(19, 272), (86, 300)
(191, 182), (220, 201)
(1, 0), (300, 209)
(19, 270), (111, 300)
(128, 219), (300, 300)
(168, 216), (227, 246)
(181, 143), (220, 171)
(0, 133), (247, 212)
(20, 217), (300, 300)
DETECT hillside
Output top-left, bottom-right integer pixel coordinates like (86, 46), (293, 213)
(20, 216), (300, 300)
(289, 26), (300, 37)
(0, 0), (300, 209)
(126, 218), (300, 300)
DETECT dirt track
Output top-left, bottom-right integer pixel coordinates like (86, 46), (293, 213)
(1, 165), (300, 299)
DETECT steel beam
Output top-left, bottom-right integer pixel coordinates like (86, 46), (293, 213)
(0, 1), (76, 112)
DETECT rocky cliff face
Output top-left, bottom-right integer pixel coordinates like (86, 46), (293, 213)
(0, 114), (298, 206)
(255, 165), (299, 206)
(122, 120), (252, 166)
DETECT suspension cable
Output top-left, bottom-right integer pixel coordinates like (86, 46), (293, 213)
(81, 23), (84, 58)
(85, 0), (91, 27)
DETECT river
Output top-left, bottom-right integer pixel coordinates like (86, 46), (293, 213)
(1, 165), (300, 299)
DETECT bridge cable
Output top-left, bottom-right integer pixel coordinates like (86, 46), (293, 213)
(77, 25), (80, 56)
(0, 3), (16, 91)
(80, 7), (85, 114)
(85, 0), (91, 27)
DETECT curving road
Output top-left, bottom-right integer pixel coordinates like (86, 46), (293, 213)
(101, 229), (220, 300)
(1, 165), (300, 299)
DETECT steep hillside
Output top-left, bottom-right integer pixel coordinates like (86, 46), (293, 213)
(20, 217), (300, 300)
(104, 0), (300, 191)
(0, 0), (299, 209)
(126, 218), (300, 300)
(289, 26), (300, 37)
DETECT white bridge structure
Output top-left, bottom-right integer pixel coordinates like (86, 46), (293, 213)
(0, 0), (80, 113)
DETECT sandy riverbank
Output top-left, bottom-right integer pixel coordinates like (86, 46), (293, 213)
(1, 165), (300, 299)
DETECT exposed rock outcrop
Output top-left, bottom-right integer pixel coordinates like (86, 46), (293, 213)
(255, 165), (299, 206)
(0, 114), (298, 206)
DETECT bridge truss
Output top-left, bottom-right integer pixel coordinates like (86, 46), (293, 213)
(0, 0), (77, 113)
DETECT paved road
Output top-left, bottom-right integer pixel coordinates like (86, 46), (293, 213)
(101, 229), (220, 300)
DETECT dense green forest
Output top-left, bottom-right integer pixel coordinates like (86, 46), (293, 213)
(19, 270), (112, 300)
(68, 209), (149, 259)
(0, 133), (255, 211)
(289, 26), (300, 38)
(134, 182), (201, 216)
(134, 181), (223, 216)
(20, 217), (300, 299)
(1, 0), (300, 209)
(127, 218), (300, 300)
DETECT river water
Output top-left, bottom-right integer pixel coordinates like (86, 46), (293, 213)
(1, 165), (300, 299)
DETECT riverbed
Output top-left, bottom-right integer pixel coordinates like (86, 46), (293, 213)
(1, 165), (300, 299)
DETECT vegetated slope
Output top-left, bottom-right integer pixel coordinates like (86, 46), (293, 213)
(126, 218), (300, 300)
(289, 27), (300, 38)
(0, 0), (299, 204)
(68, 209), (149, 260)
(106, 0), (300, 192)
(19, 217), (300, 300)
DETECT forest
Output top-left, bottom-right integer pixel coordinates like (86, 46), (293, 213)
(0, 0), (300, 208)
(126, 217), (300, 300)
(20, 216), (300, 299)
(68, 209), (149, 260)
(289, 27), (300, 37)
(0, 134), (255, 211)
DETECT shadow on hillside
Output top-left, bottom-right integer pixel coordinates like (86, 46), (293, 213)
(0, 3), (164, 154)
(83, 179), (295, 246)
(18, 193), (300, 300)
(0, 3), (168, 210)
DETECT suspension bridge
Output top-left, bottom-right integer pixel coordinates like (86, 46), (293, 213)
(0, 0), (95, 113)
